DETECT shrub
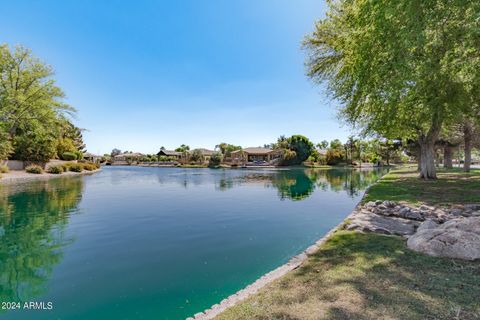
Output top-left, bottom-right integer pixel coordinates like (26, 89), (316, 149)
(82, 163), (96, 171)
(47, 165), (63, 174)
(61, 152), (77, 161)
(190, 149), (204, 163)
(56, 138), (77, 158)
(208, 152), (223, 167)
(68, 164), (83, 172)
(326, 149), (344, 165)
(26, 164), (43, 174)
(13, 131), (57, 163)
(0, 164), (9, 173)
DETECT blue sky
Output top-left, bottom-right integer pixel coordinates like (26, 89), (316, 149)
(1, 0), (350, 154)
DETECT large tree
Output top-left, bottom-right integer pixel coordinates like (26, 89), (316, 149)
(0, 45), (73, 138)
(0, 44), (78, 162)
(215, 143), (242, 157)
(304, 0), (480, 179)
(275, 135), (314, 165)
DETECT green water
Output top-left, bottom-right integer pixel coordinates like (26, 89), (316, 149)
(0, 167), (386, 319)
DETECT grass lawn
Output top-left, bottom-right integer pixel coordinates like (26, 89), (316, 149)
(364, 167), (480, 205)
(214, 168), (480, 320)
(216, 231), (480, 320)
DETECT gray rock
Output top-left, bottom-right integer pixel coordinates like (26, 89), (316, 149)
(383, 200), (396, 208)
(449, 208), (463, 216)
(464, 204), (480, 211)
(345, 223), (361, 231)
(404, 210), (424, 221)
(419, 205), (430, 211)
(365, 201), (376, 208)
(472, 211), (480, 217)
(375, 200), (383, 205)
(377, 204), (387, 210)
(416, 219), (438, 232)
(376, 208), (394, 217)
(346, 212), (417, 236)
(407, 217), (480, 261)
(399, 207), (411, 216)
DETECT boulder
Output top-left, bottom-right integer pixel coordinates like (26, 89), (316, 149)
(449, 208), (463, 216)
(404, 210), (425, 221)
(464, 204), (480, 211)
(416, 219), (438, 232)
(407, 217), (480, 261)
(377, 204), (387, 211)
(364, 201), (376, 208)
(383, 200), (396, 208)
(398, 207), (411, 217)
(346, 212), (418, 236)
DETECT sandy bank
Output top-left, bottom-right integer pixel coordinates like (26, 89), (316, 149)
(0, 169), (101, 184)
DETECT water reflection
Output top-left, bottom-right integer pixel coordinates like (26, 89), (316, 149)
(0, 178), (83, 304)
(216, 168), (387, 200)
(0, 167), (386, 319)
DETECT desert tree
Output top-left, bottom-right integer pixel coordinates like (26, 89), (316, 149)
(304, 0), (480, 179)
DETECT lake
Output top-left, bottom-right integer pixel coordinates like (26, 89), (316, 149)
(0, 166), (386, 319)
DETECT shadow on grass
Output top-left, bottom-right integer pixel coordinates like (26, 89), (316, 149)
(217, 231), (480, 320)
(363, 168), (480, 205)
(295, 232), (480, 320)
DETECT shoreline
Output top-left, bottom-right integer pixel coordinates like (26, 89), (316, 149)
(187, 199), (369, 320)
(0, 169), (102, 185)
(187, 168), (393, 320)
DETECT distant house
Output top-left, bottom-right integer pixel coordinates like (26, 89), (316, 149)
(157, 150), (183, 160)
(317, 149), (328, 156)
(113, 152), (144, 165)
(230, 147), (282, 164)
(83, 152), (101, 163)
(196, 148), (215, 162)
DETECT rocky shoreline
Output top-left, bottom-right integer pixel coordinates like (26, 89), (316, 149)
(187, 199), (480, 320)
(345, 200), (480, 260)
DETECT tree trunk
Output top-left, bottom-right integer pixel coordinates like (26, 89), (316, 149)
(464, 121), (473, 172)
(443, 145), (453, 169)
(417, 147), (422, 172)
(418, 115), (441, 179)
(419, 139), (437, 179)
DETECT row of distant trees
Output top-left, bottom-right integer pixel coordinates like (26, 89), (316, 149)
(113, 135), (426, 167)
(110, 131), (479, 167)
(0, 45), (85, 163)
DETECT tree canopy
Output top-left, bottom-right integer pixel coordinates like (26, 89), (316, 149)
(304, 0), (480, 179)
(0, 44), (84, 162)
(274, 134), (314, 165)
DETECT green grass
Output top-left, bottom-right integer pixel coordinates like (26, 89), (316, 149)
(216, 231), (480, 320)
(364, 167), (480, 205)
(214, 167), (480, 320)
(178, 164), (207, 168)
(303, 164), (333, 169)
